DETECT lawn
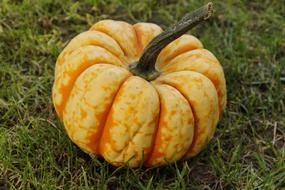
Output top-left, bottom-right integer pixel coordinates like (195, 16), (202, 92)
(0, 0), (284, 189)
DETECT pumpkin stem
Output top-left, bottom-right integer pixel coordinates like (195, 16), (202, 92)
(129, 2), (213, 81)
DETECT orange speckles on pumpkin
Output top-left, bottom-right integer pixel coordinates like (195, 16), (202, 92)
(155, 71), (219, 158)
(80, 108), (88, 119)
(99, 76), (160, 167)
(85, 110), (110, 154)
(157, 35), (203, 68)
(133, 23), (163, 53)
(90, 20), (141, 62)
(61, 64), (131, 154)
(53, 18), (226, 167)
(146, 84), (194, 166)
(99, 112), (116, 152)
(58, 56), (64, 65)
(159, 49), (226, 115)
(54, 30), (127, 75)
(53, 46), (125, 118)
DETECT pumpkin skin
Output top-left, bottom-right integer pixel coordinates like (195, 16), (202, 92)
(52, 18), (226, 167)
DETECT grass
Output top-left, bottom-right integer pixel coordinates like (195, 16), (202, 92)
(0, 0), (284, 189)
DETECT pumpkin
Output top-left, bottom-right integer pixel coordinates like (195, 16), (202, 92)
(52, 3), (226, 167)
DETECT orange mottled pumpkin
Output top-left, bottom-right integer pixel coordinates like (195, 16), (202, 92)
(52, 3), (226, 167)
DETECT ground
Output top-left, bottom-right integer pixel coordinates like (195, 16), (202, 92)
(0, 0), (284, 189)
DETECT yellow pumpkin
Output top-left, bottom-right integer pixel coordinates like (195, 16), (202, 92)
(52, 3), (226, 167)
